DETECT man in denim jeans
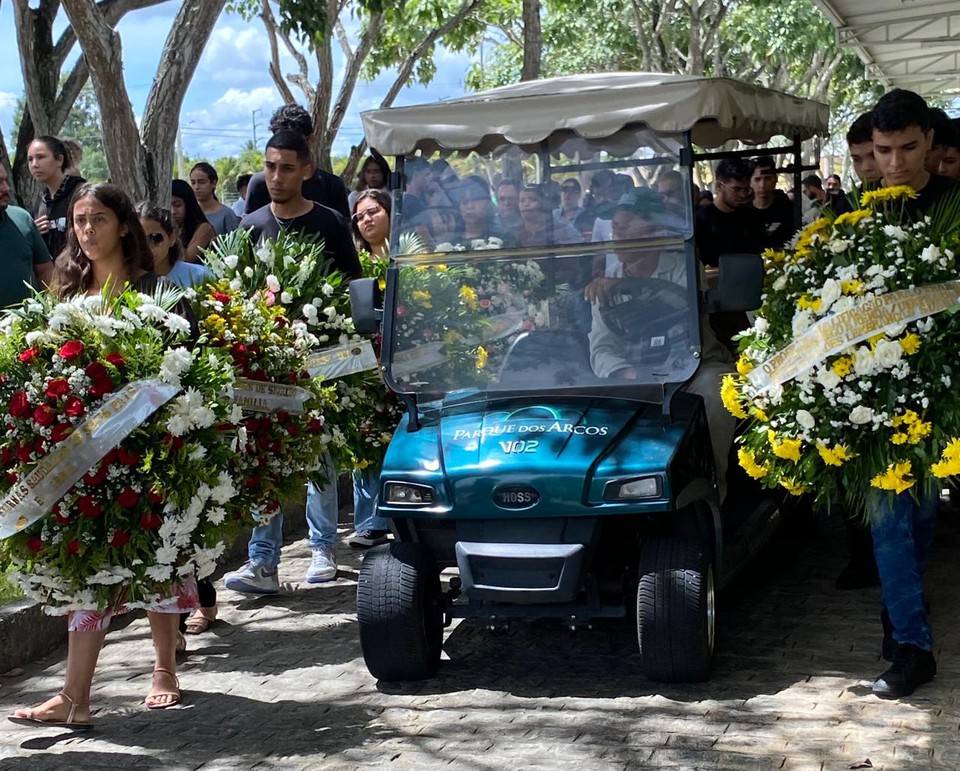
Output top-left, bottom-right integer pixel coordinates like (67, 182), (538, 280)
(868, 88), (960, 698)
(224, 456), (390, 592)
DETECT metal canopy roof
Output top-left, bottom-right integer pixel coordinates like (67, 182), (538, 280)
(813, 0), (960, 97)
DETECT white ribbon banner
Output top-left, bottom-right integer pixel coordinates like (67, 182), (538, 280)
(0, 379), (180, 540)
(233, 378), (311, 414)
(748, 280), (960, 393)
(306, 340), (379, 382)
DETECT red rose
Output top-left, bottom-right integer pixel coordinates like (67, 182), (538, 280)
(18, 348), (39, 364)
(230, 343), (247, 364)
(287, 372), (299, 384)
(307, 418), (324, 434)
(104, 353), (126, 368)
(51, 423), (72, 443)
(212, 291), (231, 304)
(88, 378), (114, 398)
(67, 539), (80, 555)
(33, 437), (46, 457)
(140, 512), (162, 530)
(64, 396), (85, 418)
(44, 378), (70, 399)
(162, 434), (184, 453)
(147, 488), (164, 504)
(257, 434), (270, 450)
(270, 440), (282, 453)
(286, 423), (299, 437)
(109, 530), (130, 548)
(244, 475), (261, 489)
(6, 470), (17, 483)
(8, 391), (30, 418)
(102, 448), (119, 465)
(77, 496), (103, 518)
(27, 537), (44, 553)
(247, 343), (261, 357)
(33, 405), (56, 427)
(16, 443), (32, 463)
(275, 411), (289, 424)
(248, 370), (268, 382)
(274, 316), (288, 329)
(85, 361), (107, 381)
(53, 504), (71, 525)
(117, 488), (139, 508)
(116, 447), (141, 466)
(59, 340), (85, 361)
(83, 465), (108, 486)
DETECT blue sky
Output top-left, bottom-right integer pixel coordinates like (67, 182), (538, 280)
(0, 1), (475, 160)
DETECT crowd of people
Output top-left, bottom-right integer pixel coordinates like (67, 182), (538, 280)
(0, 84), (956, 726)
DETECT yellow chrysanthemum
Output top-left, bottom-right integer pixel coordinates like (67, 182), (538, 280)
(870, 461), (915, 494)
(860, 186), (918, 207)
(779, 477), (809, 496)
(840, 279), (864, 295)
(435, 264), (448, 272)
(762, 248), (787, 265)
(803, 217), (830, 237)
(768, 429), (802, 462)
(411, 290), (432, 308)
(888, 410), (931, 445)
(834, 209), (873, 228)
(832, 356), (854, 378)
(900, 333), (921, 355)
(736, 355), (753, 376)
(931, 438), (960, 478)
(721, 374), (748, 419)
(817, 443), (855, 467)
(738, 447), (770, 480)
(752, 408), (769, 422)
(444, 330), (460, 344)
(459, 285), (479, 310)
(475, 345), (489, 371)
(797, 295), (822, 312)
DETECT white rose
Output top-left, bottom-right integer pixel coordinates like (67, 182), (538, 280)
(281, 291), (294, 304)
(920, 244), (941, 263)
(266, 274), (281, 293)
(816, 368), (841, 389)
(792, 309), (812, 336)
(827, 239), (850, 254)
(819, 278), (841, 312)
(243, 266), (254, 278)
(224, 254), (240, 269)
(882, 225), (906, 241)
(849, 405), (874, 424)
(853, 346), (874, 376)
(753, 317), (769, 335)
(302, 303), (318, 319)
(832, 296), (854, 315)
(773, 275), (788, 291)
(796, 410), (815, 430)
(874, 338), (903, 369)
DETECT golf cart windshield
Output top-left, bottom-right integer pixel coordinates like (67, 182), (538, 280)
(387, 243), (702, 399)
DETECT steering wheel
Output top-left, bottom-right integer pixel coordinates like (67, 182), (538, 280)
(598, 277), (691, 342)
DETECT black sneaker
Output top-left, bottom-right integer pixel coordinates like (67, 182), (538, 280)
(872, 644), (936, 698)
(348, 529), (390, 548)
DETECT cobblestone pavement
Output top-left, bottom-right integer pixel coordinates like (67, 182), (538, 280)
(3, 505), (960, 771)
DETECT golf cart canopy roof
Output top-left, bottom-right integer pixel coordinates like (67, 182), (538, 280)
(360, 72), (830, 156)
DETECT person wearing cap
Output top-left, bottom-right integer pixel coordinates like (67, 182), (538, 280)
(586, 189), (736, 500)
(554, 178), (583, 224)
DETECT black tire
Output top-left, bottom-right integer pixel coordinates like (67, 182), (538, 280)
(636, 537), (714, 683)
(357, 542), (444, 681)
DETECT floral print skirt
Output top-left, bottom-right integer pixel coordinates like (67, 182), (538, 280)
(66, 576), (199, 632)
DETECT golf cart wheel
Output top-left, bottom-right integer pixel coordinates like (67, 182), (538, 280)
(636, 538), (715, 683)
(357, 542), (443, 681)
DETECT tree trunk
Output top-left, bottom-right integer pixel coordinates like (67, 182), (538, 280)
(520, 0), (541, 81)
(62, 0), (226, 203)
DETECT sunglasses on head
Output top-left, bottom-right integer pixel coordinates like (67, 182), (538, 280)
(147, 232), (165, 245)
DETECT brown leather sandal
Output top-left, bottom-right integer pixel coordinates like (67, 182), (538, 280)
(8, 690), (93, 729)
(145, 667), (181, 710)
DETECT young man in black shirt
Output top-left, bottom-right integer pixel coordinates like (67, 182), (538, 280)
(749, 156), (795, 250)
(244, 104), (350, 219)
(241, 131), (360, 278)
(867, 88), (960, 700)
(695, 158), (763, 267)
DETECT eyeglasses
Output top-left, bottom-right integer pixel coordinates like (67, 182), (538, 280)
(719, 181), (752, 196)
(352, 205), (383, 223)
(147, 232), (165, 245)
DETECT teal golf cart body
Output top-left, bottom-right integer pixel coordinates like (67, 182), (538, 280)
(351, 73), (829, 683)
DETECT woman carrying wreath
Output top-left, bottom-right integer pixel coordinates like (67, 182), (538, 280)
(9, 184), (197, 729)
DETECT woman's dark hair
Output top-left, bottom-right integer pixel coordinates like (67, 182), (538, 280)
(351, 189), (392, 253)
(356, 153), (390, 192)
(190, 162), (219, 185)
(135, 201), (184, 267)
(52, 183), (153, 298)
(171, 178), (210, 246)
(33, 135), (70, 173)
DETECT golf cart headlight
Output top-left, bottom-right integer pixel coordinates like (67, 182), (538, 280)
(385, 482), (435, 506)
(605, 476), (661, 500)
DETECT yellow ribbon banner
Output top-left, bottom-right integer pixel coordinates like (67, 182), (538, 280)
(306, 340), (378, 382)
(0, 379), (180, 540)
(233, 378), (311, 413)
(748, 280), (960, 393)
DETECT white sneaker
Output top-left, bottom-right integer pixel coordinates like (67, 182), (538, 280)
(223, 561), (280, 594)
(305, 546), (337, 583)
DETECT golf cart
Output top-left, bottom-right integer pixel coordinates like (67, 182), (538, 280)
(351, 73), (829, 683)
